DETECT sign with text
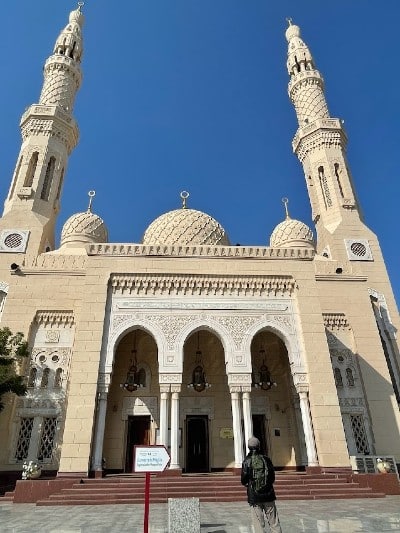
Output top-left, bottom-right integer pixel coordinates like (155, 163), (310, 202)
(134, 445), (170, 473)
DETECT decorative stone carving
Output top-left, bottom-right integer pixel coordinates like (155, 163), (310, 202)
(91, 245), (314, 261)
(111, 273), (297, 297)
(45, 330), (60, 343)
(323, 313), (349, 330)
(35, 311), (74, 327)
(31, 347), (70, 366)
(144, 315), (197, 350)
(293, 373), (309, 393)
(159, 374), (182, 384)
(122, 396), (158, 421)
(214, 316), (262, 349)
(339, 397), (364, 409)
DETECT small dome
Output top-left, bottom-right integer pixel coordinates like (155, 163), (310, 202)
(285, 23), (300, 42)
(60, 210), (108, 247)
(142, 208), (230, 246)
(69, 6), (84, 26)
(270, 218), (314, 249)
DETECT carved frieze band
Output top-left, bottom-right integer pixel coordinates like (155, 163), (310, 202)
(323, 313), (349, 330)
(110, 274), (296, 297)
(35, 310), (75, 327)
(91, 245), (314, 260)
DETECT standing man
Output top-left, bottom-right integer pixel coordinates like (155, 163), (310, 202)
(241, 437), (282, 533)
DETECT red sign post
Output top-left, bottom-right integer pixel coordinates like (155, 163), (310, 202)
(134, 445), (171, 533)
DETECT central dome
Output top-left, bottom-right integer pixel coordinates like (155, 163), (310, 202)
(142, 208), (230, 246)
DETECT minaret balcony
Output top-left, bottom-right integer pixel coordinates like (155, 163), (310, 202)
(292, 118), (347, 155)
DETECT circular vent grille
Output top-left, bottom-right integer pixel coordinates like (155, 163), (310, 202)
(350, 242), (367, 257)
(4, 233), (23, 249)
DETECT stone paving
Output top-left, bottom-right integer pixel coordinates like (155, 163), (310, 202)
(0, 496), (400, 532)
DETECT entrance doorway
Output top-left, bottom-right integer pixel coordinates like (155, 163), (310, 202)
(252, 414), (268, 455)
(125, 415), (151, 472)
(186, 415), (209, 473)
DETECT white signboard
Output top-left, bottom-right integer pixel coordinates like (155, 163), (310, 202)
(134, 445), (170, 473)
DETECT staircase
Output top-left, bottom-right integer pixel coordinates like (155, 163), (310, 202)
(3, 472), (379, 505)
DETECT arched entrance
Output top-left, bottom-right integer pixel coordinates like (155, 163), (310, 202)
(250, 330), (305, 468)
(102, 328), (158, 473)
(182, 329), (229, 473)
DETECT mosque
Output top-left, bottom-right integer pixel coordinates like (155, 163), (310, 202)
(0, 4), (399, 489)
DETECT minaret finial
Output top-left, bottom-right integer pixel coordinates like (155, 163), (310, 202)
(286, 18), (293, 26)
(87, 190), (95, 212)
(282, 197), (290, 219)
(77, 1), (84, 12)
(180, 191), (189, 209)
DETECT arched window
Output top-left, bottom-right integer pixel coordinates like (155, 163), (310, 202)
(137, 368), (146, 388)
(27, 367), (37, 388)
(40, 368), (50, 388)
(24, 152), (39, 188)
(334, 368), (343, 387)
(55, 167), (65, 200)
(9, 156), (23, 199)
(346, 368), (355, 387)
(54, 368), (63, 388)
(40, 156), (56, 201)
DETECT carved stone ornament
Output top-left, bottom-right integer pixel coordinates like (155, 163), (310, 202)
(144, 315), (198, 350)
(35, 310), (75, 328)
(228, 373), (252, 385)
(45, 330), (60, 343)
(31, 347), (70, 366)
(293, 373), (309, 392)
(323, 313), (350, 331)
(159, 374), (182, 384)
(339, 397), (364, 411)
(214, 315), (262, 350)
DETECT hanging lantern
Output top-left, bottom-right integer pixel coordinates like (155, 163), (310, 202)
(187, 332), (211, 392)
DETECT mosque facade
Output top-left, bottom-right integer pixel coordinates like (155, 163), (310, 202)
(0, 5), (399, 484)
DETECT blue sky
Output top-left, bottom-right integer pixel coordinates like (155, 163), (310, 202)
(0, 1), (399, 306)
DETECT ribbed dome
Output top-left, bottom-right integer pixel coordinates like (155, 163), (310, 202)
(270, 218), (314, 249)
(142, 208), (230, 246)
(60, 210), (108, 247)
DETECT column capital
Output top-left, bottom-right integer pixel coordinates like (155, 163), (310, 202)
(171, 385), (181, 394)
(97, 372), (111, 394)
(160, 384), (171, 394)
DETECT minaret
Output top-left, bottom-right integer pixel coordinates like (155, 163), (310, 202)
(0, 4), (84, 256)
(285, 21), (364, 261)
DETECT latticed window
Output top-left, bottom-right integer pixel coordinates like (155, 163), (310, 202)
(346, 368), (355, 387)
(15, 418), (33, 461)
(350, 414), (370, 454)
(54, 368), (63, 388)
(28, 367), (37, 388)
(334, 367), (343, 387)
(41, 368), (50, 388)
(38, 418), (57, 462)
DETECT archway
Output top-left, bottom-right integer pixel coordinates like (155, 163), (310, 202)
(102, 328), (158, 473)
(250, 330), (305, 468)
(182, 329), (229, 473)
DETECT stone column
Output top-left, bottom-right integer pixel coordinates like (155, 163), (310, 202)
(230, 388), (244, 468)
(27, 416), (42, 461)
(298, 389), (319, 466)
(92, 390), (109, 473)
(170, 385), (181, 470)
(159, 386), (170, 447)
(292, 394), (308, 466)
(242, 389), (253, 453)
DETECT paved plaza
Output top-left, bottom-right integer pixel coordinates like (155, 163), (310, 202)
(0, 497), (400, 532)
